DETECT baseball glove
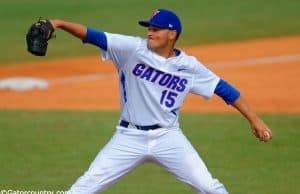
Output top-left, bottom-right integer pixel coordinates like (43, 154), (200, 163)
(26, 18), (55, 56)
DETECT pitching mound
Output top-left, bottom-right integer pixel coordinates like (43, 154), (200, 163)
(0, 35), (299, 113)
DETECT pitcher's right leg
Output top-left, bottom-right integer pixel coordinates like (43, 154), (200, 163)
(68, 128), (147, 194)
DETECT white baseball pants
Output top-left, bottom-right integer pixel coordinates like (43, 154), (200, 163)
(68, 126), (228, 194)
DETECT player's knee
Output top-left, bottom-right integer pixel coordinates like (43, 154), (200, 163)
(198, 187), (228, 194)
(69, 171), (107, 194)
(195, 179), (228, 194)
(199, 186), (228, 194)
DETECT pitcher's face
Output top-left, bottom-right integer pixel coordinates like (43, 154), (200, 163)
(147, 26), (176, 51)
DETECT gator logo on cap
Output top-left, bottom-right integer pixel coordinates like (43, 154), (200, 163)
(151, 9), (160, 18)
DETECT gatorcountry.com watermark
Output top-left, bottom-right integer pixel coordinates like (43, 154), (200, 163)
(0, 190), (70, 194)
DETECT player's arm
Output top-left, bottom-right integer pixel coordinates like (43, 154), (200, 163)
(214, 79), (272, 142)
(50, 19), (107, 50)
(232, 95), (272, 142)
(50, 19), (87, 40)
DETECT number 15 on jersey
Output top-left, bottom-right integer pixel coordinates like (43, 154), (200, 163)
(160, 90), (178, 108)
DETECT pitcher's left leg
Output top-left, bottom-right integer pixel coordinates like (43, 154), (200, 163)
(152, 129), (228, 194)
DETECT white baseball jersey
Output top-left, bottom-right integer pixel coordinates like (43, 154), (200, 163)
(101, 32), (220, 128)
(69, 32), (228, 194)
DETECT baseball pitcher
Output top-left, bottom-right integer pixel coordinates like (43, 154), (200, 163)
(28, 8), (273, 194)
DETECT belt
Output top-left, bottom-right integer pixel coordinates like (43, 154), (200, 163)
(119, 120), (161, 131)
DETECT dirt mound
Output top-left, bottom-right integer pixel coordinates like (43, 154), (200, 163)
(0, 36), (300, 113)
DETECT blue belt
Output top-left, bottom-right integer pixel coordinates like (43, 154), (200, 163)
(120, 120), (161, 131)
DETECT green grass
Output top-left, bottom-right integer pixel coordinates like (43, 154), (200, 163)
(0, 110), (299, 193)
(0, 0), (300, 64)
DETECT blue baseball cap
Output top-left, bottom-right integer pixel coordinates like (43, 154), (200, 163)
(139, 9), (182, 38)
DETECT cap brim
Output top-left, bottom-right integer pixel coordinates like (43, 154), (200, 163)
(138, 21), (150, 27)
(138, 20), (166, 29)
